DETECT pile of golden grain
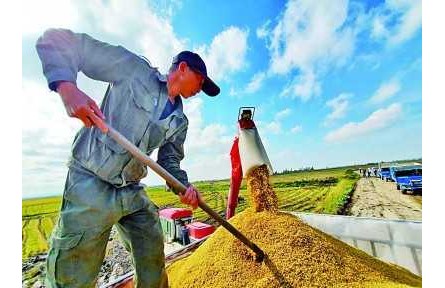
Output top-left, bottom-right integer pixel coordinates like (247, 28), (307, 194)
(167, 166), (422, 288)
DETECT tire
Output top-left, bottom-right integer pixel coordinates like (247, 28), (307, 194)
(402, 189), (407, 195)
(396, 184), (400, 190)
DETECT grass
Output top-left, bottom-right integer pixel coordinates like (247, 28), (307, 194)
(22, 218), (49, 259)
(22, 167), (359, 260)
(315, 178), (356, 214)
(22, 197), (62, 219)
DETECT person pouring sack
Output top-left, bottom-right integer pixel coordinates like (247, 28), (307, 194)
(35, 28), (220, 288)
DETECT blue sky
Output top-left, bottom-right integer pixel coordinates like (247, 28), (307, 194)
(22, 0), (422, 199)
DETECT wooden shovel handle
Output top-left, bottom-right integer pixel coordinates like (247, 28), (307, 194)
(106, 126), (265, 262)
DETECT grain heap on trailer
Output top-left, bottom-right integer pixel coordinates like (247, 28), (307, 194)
(105, 107), (422, 288)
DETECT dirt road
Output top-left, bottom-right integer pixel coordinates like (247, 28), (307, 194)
(347, 177), (422, 221)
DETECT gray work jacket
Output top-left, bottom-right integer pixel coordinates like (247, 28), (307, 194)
(36, 28), (190, 188)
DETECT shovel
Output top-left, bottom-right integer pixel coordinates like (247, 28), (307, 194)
(107, 126), (265, 262)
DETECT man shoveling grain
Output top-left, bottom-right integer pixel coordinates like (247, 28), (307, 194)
(35, 28), (220, 288)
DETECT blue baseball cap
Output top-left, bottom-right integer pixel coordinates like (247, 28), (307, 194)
(173, 51), (220, 96)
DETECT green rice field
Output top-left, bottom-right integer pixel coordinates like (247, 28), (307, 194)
(22, 167), (359, 260)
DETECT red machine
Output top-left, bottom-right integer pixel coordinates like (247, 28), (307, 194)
(159, 208), (215, 243)
(159, 208), (193, 243)
(186, 221), (216, 239)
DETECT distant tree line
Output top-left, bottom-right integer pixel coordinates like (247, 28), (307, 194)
(273, 167), (314, 175)
(272, 158), (422, 176)
(273, 177), (338, 188)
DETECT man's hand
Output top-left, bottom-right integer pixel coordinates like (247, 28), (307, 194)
(179, 185), (202, 210)
(57, 81), (108, 133)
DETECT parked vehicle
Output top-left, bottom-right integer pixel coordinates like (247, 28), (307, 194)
(389, 166), (398, 182)
(391, 165), (422, 194)
(378, 167), (391, 181)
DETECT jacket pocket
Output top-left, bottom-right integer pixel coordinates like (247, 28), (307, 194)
(47, 231), (84, 283)
(121, 157), (148, 184)
(94, 133), (129, 185)
(112, 80), (155, 146)
(129, 78), (157, 114)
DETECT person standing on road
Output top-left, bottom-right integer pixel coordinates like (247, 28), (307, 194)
(35, 28), (220, 288)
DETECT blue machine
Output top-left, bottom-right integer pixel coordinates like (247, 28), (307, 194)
(391, 165), (422, 194)
(378, 167), (391, 181)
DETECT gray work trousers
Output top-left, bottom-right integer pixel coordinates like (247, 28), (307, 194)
(45, 164), (168, 287)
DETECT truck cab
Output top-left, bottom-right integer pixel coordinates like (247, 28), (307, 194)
(391, 165), (422, 194)
(378, 167), (391, 181)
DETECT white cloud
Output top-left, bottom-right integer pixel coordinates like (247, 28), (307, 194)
(293, 70), (321, 101)
(387, 0), (422, 46)
(256, 120), (282, 135)
(76, 0), (186, 73)
(22, 79), (83, 197)
(196, 26), (249, 81)
(268, 148), (301, 173)
(137, 13), (186, 72)
(255, 108), (293, 136)
(370, 0), (422, 46)
(280, 69), (321, 101)
(371, 16), (390, 39)
(229, 87), (238, 97)
(181, 98), (234, 180)
(23, 0), (187, 74)
(325, 93), (351, 124)
(256, 20), (271, 39)
(349, 53), (381, 71)
(370, 79), (401, 104)
(245, 71), (267, 94)
(275, 108), (292, 120)
(24, 0), (249, 78)
(265, 121), (282, 135)
(325, 103), (402, 143)
(22, 0), (79, 36)
(259, 0), (420, 102)
(267, 0), (353, 74)
(22, 79), (82, 146)
(183, 99), (222, 152)
(260, 0), (355, 100)
(291, 125), (302, 134)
